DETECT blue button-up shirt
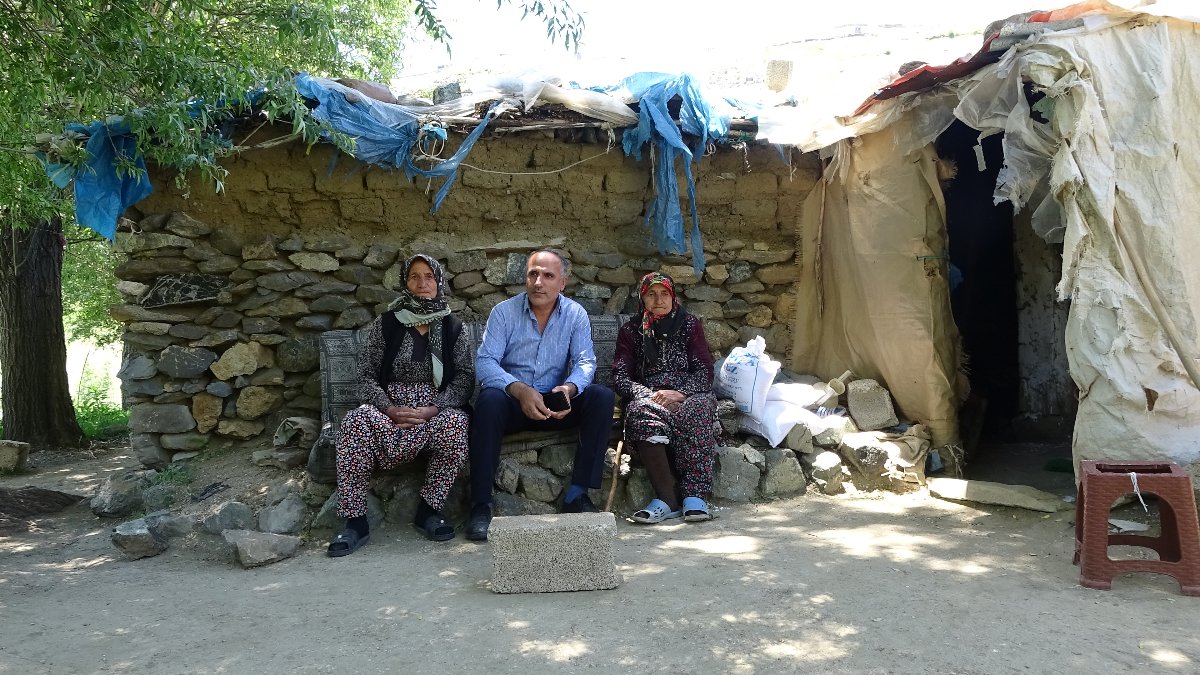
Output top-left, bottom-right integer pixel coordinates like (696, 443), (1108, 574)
(476, 293), (596, 395)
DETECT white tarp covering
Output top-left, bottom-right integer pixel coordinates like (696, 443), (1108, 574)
(793, 121), (964, 449)
(953, 9), (1200, 475)
(786, 2), (1200, 477)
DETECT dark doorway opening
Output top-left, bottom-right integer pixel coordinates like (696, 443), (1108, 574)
(936, 120), (1075, 490)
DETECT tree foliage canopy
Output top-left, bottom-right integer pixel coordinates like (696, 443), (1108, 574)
(0, 0), (584, 231)
(0, 0), (417, 230)
(0, 0), (582, 351)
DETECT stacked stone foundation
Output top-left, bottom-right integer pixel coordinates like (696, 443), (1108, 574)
(116, 133), (816, 464)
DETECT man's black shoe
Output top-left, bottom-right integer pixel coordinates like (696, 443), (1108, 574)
(466, 504), (492, 541)
(562, 493), (598, 514)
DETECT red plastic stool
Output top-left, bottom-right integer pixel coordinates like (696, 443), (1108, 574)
(1073, 460), (1200, 596)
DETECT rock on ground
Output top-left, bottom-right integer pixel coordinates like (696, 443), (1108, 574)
(251, 447), (309, 470)
(622, 468), (655, 512)
(143, 510), (196, 539)
(313, 491), (384, 531)
(493, 492), (556, 516)
(202, 501), (256, 534)
(111, 518), (169, 559)
(713, 446), (761, 502)
(141, 484), (178, 512)
(91, 470), (156, 518)
(846, 379), (899, 431)
(517, 465), (564, 503)
(810, 451), (849, 495)
(258, 494), (308, 534)
(222, 530), (301, 567)
(760, 449), (807, 498)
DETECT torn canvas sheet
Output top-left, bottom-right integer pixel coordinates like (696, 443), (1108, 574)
(953, 12), (1200, 473)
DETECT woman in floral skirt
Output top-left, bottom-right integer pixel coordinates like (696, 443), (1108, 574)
(612, 272), (716, 524)
(327, 253), (473, 556)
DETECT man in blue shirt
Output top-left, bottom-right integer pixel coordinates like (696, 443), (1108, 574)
(467, 249), (616, 540)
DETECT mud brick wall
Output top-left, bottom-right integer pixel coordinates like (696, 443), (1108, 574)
(114, 131), (819, 465)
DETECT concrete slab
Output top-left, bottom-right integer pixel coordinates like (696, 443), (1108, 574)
(928, 477), (1071, 513)
(0, 440), (30, 473)
(489, 512), (621, 593)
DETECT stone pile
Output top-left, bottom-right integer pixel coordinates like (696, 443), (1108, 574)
(113, 212), (798, 463)
(300, 427), (812, 531)
(99, 471), (321, 567)
(777, 377), (930, 495)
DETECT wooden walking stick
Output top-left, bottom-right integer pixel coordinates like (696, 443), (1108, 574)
(604, 440), (624, 512)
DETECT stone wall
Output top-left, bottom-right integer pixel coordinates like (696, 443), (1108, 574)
(115, 130), (819, 462)
(1013, 207), (1075, 438)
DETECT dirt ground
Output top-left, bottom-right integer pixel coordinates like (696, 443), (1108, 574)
(2, 445), (1198, 675)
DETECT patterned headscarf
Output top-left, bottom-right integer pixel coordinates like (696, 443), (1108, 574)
(638, 271), (688, 368)
(387, 254), (450, 326)
(384, 253), (452, 387)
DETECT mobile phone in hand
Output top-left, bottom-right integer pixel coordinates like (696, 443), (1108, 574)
(542, 390), (570, 412)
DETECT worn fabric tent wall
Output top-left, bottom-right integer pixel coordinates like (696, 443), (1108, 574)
(953, 8), (1200, 475)
(784, 2), (1200, 478)
(793, 118), (964, 449)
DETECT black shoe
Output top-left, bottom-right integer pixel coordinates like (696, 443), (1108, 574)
(562, 493), (598, 514)
(466, 504), (492, 541)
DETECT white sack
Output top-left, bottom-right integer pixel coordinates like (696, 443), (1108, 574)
(715, 336), (780, 419)
(737, 400), (806, 448)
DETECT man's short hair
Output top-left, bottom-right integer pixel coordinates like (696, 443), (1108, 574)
(528, 248), (571, 277)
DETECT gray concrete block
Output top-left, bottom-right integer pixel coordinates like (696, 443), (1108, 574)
(0, 440), (30, 473)
(846, 379), (899, 431)
(489, 512), (621, 594)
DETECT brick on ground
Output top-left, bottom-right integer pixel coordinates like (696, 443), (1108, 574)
(489, 512), (621, 593)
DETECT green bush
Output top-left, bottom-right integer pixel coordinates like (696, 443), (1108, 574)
(150, 463), (194, 486)
(74, 383), (128, 440)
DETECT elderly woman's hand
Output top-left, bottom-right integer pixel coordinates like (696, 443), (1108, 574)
(385, 405), (438, 429)
(650, 389), (685, 412)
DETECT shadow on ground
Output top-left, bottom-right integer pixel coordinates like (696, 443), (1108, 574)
(3, 477), (1199, 674)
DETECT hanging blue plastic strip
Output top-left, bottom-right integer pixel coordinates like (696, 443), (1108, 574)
(617, 73), (734, 275)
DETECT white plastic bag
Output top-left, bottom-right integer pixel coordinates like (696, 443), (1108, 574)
(715, 336), (780, 418)
(737, 400), (806, 447)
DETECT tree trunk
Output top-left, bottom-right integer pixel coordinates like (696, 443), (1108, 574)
(0, 219), (87, 448)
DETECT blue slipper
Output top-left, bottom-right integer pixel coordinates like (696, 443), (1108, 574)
(631, 499), (682, 524)
(682, 496), (712, 522)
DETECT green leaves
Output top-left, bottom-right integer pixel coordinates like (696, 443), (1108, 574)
(0, 0), (586, 234)
(0, 0), (417, 224)
(60, 224), (122, 345)
(496, 0), (585, 52)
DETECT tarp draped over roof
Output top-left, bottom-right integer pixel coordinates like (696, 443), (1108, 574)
(966, 9), (1200, 470)
(44, 119), (153, 240)
(792, 123), (963, 448)
(293, 74), (500, 214)
(44, 73), (746, 272)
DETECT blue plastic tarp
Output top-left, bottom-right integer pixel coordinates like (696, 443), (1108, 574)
(618, 73), (735, 275)
(44, 119), (152, 240)
(45, 73), (741, 257)
(44, 75), (498, 240)
(293, 74), (497, 213)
